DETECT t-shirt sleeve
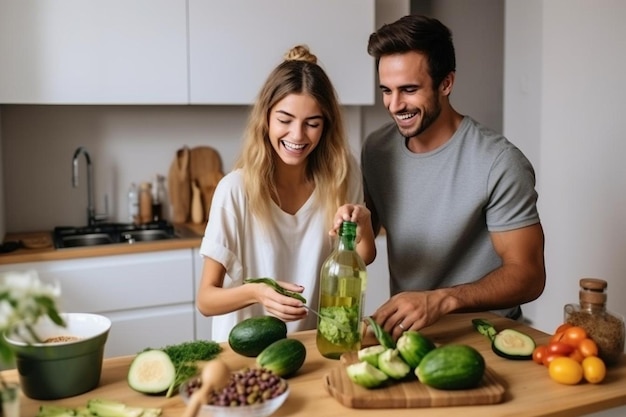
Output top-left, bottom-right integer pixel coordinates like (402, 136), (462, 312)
(486, 147), (540, 232)
(199, 173), (245, 282)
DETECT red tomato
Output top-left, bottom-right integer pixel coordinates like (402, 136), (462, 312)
(554, 323), (573, 334)
(547, 341), (575, 356)
(550, 331), (566, 344)
(578, 338), (599, 358)
(562, 326), (587, 348)
(543, 352), (564, 367)
(532, 345), (548, 365)
(569, 348), (584, 363)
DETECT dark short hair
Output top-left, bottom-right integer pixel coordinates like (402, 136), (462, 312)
(367, 14), (456, 88)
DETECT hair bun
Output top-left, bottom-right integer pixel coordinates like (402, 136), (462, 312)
(284, 44), (317, 64)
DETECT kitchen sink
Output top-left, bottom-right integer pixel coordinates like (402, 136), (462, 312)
(119, 229), (174, 243)
(59, 233), (115, 248)
(53, 222), (178, 249)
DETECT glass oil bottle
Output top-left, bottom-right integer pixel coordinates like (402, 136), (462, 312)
(316, 221), (366, 359)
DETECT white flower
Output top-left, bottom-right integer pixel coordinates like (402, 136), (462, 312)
(0, 270), (64, 372)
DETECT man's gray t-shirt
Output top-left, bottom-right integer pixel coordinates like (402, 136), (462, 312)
(362, 116), (540, 317)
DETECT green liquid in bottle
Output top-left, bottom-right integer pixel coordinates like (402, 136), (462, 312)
(316, 222), (366, 359)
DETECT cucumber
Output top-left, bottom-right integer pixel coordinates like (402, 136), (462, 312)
(472, 318), (535, 360)
(492, 328), (535, 360)
(87, 398), (161, 417)
(357, 345), (386, 367)
(228, 315), (287, 357)
(377, 348), (411, 380)
(256, 338), (307, 377)
(346, 361), (389, 389)
(127, 349), (176, 394)
(416, 344), (485, 390)
(396, 330), (436, 369)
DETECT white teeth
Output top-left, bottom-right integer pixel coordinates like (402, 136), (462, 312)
(283, 141), (306, 150)
(397, 113), (415, 120)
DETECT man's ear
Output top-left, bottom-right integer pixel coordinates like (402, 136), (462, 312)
(440, 71), (455, 96)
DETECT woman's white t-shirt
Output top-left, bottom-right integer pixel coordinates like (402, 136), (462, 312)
(199, 165), (363, 342)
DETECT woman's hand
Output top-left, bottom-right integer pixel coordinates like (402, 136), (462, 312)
(330, 204), (377, 264)
(249, 280), (308, 322)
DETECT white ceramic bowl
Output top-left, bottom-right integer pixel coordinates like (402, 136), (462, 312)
(180, 375), (289, 417)
(3, 312), (111, 400)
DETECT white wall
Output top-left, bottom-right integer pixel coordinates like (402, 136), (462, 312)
(505, 3), (626, 414)
(505, 0), (626, 333)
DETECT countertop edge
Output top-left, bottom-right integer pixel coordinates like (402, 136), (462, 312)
(0, 223), (204, 265)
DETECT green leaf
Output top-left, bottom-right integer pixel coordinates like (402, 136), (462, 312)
(366, 316), (396, 349)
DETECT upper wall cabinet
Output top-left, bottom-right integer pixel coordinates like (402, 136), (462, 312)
(0, 0), (375, 105)
(0, 0), (188, 104)
(188, 0), (375, 105)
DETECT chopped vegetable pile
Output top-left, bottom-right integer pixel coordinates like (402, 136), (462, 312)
(318, 305), (360, 347)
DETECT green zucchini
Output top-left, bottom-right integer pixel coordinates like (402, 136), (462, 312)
(472, 318), (535, 360)
(377, 348), (411, 380)
(396, 330), (436, 369)
(492, 328), (535, 360)
(357, 345), (386, 367)
(416, 344), (485, 390)
(228, 315), (287, 357)
(256, 338), (307, 377)
(472, 318), (497, 341)
(346, 361), (389, 389)
(127, 349), (176, 394)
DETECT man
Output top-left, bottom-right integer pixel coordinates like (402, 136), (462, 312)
(358, 14), (545, 339)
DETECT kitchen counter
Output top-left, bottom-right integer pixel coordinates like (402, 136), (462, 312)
(0, 223), (204, 265)
(2, 312), (625, 417)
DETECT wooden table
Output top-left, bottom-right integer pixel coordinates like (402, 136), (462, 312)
(3, 313), (625, 416)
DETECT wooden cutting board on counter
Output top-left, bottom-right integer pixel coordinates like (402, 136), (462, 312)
(324, 352), (506, 408)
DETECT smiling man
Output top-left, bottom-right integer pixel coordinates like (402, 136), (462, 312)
(362, 14), (546, 339)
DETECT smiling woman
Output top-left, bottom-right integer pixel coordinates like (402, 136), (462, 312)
(195, 44), (367, 343)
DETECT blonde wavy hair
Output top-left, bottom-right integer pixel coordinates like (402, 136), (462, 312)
(234, 45), (354, 228)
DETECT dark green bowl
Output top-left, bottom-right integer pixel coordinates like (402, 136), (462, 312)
(3, 313), (111, 400)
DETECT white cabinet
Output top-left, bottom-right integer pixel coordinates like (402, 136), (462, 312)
(0, 249), (195, 358)
(0, 0), (375, 105)
(0, 0), (188, 104)
(188, 0), (375, 105)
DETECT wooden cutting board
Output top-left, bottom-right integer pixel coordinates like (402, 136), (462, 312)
(324, 352), (506, 408)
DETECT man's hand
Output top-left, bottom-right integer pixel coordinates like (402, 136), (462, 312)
(372, 290), (452, 340)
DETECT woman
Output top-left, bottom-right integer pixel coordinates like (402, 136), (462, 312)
(197, 45), (375, 342)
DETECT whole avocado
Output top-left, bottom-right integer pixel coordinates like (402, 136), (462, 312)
(228, 316), (287, 357)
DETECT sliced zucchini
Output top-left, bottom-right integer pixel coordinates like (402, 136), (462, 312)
(346, 361), (389, 389)
(127, 349), (176, 394)
(492, 328), (535, 360)
(357, 345), (386, 368)
(377, 348), (411, 380)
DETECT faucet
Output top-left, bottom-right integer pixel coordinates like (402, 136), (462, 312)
(72, 146), (108, 226)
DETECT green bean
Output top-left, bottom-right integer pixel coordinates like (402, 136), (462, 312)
(244, 277), (307, 303)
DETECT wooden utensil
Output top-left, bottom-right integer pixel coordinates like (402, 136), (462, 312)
(181, 359), (231, 417)
(189, 146), (224, 221)
(168, 146), (191, 223)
